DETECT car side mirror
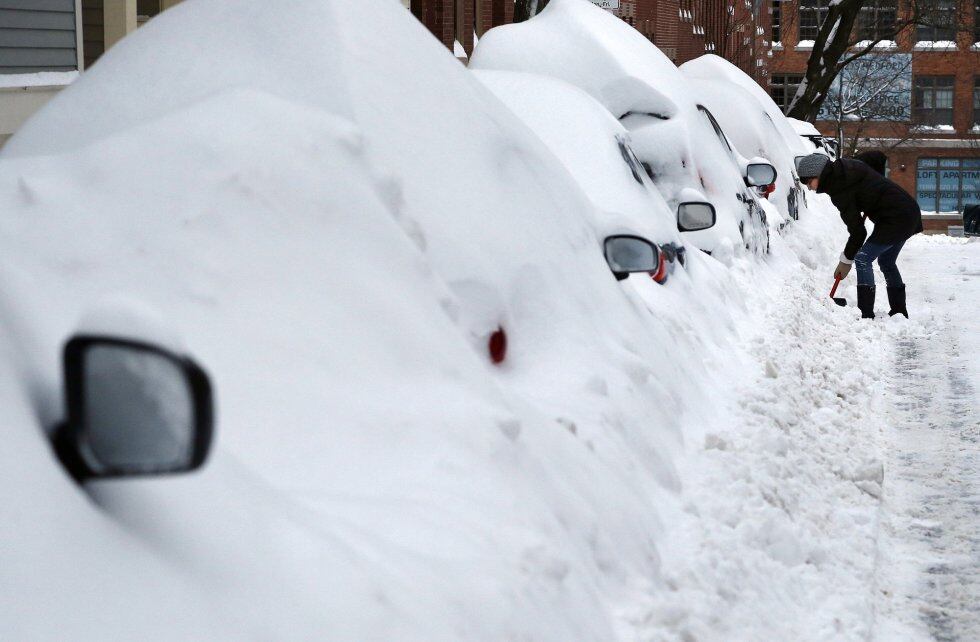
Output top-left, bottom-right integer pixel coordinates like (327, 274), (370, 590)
(603, 235), (662, 281)
(794, 155), (807, 174)
(745, 162), (777, 187)
(677, 202), (717, 232)
(54, 336), (214, 481)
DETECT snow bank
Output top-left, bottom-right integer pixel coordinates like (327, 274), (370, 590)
(0, 0), (739, 639)
(0, 0), (907, 639)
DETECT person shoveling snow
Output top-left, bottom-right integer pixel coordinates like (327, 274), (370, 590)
(798, 153), (923, 319)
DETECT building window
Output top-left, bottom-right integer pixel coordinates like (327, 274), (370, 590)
(913, 76), (955, 125)
(771, 0), (782, 42)
(858, 0), (897, 41)
(974, 78), (980, 126)
(916, 0), (957, 42)
(771, 74), (803, 113)
(917, 158), (980, 213)
(975, 0), (980, 43)
(798, 0), (830, 41)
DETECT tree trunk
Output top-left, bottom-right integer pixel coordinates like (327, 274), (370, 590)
(786, 0), (865, 121)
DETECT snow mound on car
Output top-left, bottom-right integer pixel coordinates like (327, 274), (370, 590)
(1, 0), (356, 158)
(470, 0), (678, 120)
(471, 0), (764, 254)
(681, 55), (811, 155)
(0, 0), (740, 639)
(472, 69), (682, 245)
(685, 76), (799, 226)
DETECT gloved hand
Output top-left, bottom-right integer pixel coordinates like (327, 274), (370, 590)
(834, 261), (852, 280)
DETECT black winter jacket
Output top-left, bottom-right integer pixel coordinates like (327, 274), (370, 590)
(817, 158), (923, 261)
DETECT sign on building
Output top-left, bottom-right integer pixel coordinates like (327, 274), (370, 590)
(589, 0), (621, 8)
(817, 54), (912, 122)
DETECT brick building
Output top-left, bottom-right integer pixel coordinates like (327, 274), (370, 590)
(768, 0), (980, 227)
(405, 0), (514, 60)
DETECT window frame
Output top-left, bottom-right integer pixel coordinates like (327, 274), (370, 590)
(798, 0), (831, 41)
(771, 0), (782, 42)
(974, 77), (980, 126)
(770, 74), (804, 114)
(913, 75), (955, 126)
(857, 0), (897, 41)
(915, 0), (957, 42)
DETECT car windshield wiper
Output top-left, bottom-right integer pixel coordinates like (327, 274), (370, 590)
(619, 111), (670, 121)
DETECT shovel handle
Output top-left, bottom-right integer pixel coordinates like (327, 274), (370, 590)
(830, 275), (842, 298)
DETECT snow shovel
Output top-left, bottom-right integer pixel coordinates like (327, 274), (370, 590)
(829, 275), (847, 307)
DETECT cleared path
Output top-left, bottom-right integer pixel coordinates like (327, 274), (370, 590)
(873, 236), (980, 641)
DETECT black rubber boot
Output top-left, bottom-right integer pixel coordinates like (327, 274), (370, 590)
(857, 285), (876, 319)
(887, 285), (908, 318)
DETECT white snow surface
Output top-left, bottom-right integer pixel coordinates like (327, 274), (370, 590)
(1, 0), (971, 640)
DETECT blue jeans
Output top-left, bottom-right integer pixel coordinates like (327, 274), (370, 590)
(854, 239), (906, 287)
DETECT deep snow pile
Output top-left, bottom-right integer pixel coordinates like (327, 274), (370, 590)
(620, 201), (892, 640)
(1, 0), (735, 639)
(0, 0), (919, 640)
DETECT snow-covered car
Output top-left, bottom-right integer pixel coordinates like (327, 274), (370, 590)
(0, 0), (731, 638)
(473, 69), (717, 282)
(681, 57), (808, 224)
(470, 0), (773, 256)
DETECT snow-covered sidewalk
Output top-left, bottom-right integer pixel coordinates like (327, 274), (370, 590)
(873, 235), (980, 642)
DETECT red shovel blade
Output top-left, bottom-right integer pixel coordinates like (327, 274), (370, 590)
(829, 276), (847, 307)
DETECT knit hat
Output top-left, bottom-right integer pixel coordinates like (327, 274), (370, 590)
(797, 153), (830, 180)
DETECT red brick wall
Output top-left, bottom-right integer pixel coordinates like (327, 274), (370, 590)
(412, 0), (513, 57)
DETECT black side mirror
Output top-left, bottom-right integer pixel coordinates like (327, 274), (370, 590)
(54, 336), (214, 481)
(745, 162), (777, 187)
(677, 202), (717, 232)
(603, 235), (662, 281)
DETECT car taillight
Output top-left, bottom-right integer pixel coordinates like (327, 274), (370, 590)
(650, 250), (668, 284)
(489, 326), (507, 364)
